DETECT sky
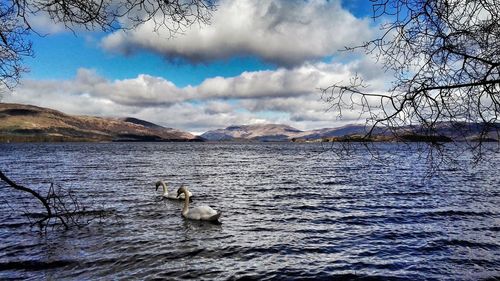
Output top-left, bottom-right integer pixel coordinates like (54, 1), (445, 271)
(3, 0), (390, 134)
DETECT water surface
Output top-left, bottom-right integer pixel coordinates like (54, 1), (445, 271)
(0, 143), (498, 280)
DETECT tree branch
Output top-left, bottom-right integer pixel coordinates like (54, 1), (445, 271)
(0, 170), (52, 218)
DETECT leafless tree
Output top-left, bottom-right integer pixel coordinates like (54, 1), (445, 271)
(0, 0), (215, 92)
(0, 171), (112, 229)
(0, 0), (215, 228)
(322, 0), (499, 159)
(0, 2), (32, 93)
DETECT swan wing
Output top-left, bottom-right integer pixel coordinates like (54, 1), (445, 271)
(186, 205), (220, 221)
(177, 192), (189, 199)
(167, 188), (186, 199)
(164, 193), (181, 200)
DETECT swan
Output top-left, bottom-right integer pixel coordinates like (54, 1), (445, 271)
(177, 186), (221, 221)
(155, 180), (192, 200)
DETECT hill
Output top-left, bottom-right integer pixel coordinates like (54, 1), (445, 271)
(202, 122), (499, 142)
(201, 124), (376, 142)
(1, 103), (496, 143)
(0, 103), (202, 142)
(201, 124), (303, 141)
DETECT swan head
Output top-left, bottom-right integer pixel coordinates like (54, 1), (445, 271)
(177, 185), (190, 198)
(155, 180), (166, 191)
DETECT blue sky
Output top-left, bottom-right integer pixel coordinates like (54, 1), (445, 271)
(25, 33), (276, 87)
(6, 0), (386, 134)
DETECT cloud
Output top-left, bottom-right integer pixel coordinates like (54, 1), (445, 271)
(195, 63), (347, 99)
(134, 103), (267, 134)
(12, 60), (371, 107)
(27, 13), (67, 34)
(19, 68), (187, 107)
(203, 101), (235, 115)
(101, 0), (374, 66)
(240, 96), (367, 123)
(25, 10), (99, 35)
(6, 55), (388, 133)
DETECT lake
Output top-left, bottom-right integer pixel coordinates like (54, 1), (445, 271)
(0, 142), (498, 280)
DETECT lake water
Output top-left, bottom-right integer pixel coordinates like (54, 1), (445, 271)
(0, 142), (498, 280)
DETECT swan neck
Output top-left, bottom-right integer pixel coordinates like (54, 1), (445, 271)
(182, 192), (190, 216)
(161, 182), (168, 195)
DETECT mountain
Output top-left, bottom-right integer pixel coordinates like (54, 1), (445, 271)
(120, 117), (196, 140)
(293, 125), (387, 140)
(201, 124), (303, 141)
(0, 103), (202, 142)
(202, 122), (499, 142)
(396, 122), (499, 141)
(201, 123), (383, 142)
(2, 103), (496, 143)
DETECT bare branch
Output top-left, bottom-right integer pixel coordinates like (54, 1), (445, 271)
(323, 0), (500, 156)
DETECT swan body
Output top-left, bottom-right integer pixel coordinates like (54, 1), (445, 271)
(155, 181), (191, 200)
(177, 186), (221, 221)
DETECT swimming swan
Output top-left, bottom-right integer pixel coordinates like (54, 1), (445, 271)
(155, 180), (192, 200)
(177, 186), (221, 221)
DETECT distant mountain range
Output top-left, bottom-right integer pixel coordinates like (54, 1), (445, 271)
(0, 103), (497, 143)
(200, 124), (379, 142)
(0, 103), (201, 142)
(201, 123), (499, 142)
(201, 124), (302, 142)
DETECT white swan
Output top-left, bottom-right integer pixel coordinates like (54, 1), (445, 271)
(177, 186), (221, 221)
(155, 180), (192, 200)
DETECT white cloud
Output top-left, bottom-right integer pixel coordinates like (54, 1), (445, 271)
(27, 14), (66, 34)
(6, 55), (388, 133)
(134, 103), (265, 134)
(101, 0), (374, 66)
(195, 63), (345, 99)
(203, 101), (235, 115)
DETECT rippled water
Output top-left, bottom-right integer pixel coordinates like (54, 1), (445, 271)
(0, 143), (498, 280)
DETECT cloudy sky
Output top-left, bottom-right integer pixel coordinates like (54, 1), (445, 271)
(4, 0), (389, 134)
